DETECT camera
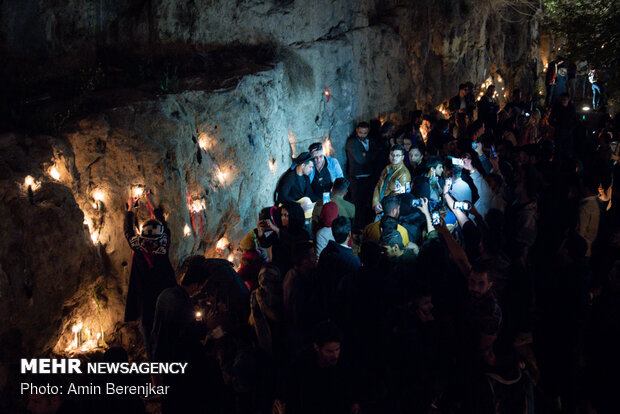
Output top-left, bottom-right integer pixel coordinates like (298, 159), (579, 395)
(411, 198), (423, 208)
(450, 157), (464, 167)
(432, 211), (440, 226)
(453, 201), (471, 211)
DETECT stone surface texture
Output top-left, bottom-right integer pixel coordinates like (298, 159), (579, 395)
(0, 0), (542, 398)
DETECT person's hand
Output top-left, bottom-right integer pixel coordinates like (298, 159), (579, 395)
(350, 403), (361, 414)
(443, 178), (453, 195)
(434, 216), (449, 235)
(374, 203), (383, 213)
(474, 142), (484, 156)
(272, 399), (285, 414)
(489, 154), (500, 172)
(468, 202), (481, 219)
(417, 197), (431, 217)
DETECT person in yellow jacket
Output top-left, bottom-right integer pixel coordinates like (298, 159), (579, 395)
(372, 144), (412, 214)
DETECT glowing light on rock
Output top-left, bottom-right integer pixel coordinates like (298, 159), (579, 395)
(132, 187), (144, 197)
(191, 200), (203, 212)
(24, 175), (41, 191)
(217, 170), (227, 184)
(323, 138), (333, 157)
(72, 322), (83, 333)
(269, 159), (277, 174)
(288, 131), (297, 157)
(198, 132), (214, 151)
(49, 167), (61, 181)
(216, 237), (229, 251)
(184, 224), (191, 236)
(92, 189), (105, 202)
(90, 230), (100, 244)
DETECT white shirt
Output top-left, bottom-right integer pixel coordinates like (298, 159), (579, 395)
(316, 227), (335, 257)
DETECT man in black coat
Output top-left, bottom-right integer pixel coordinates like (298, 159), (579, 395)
(346, 122), (380, 231)
(276, 152), (319, 204)
(123, 195), (177, 354)
(317, 216), (361, 318)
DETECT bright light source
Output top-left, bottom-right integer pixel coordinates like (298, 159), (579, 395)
(72, 322), (83, 333)
(198, 132), (213, 151)
(195, 311), (202, 318)
(191, 200), (203, 212)
(216, 237), (229, 251)
(92, 189), (105, 202)
(269, 159), (277, 174)
(25, 175), (35, 187)
(90, 231), (100, 244)
(582, 106), (591, 111)
(184, 224), (191, 237)
(323, 137), (333, 157)
(132, 187), (144, 197)
(49, 167), (61, 181)
(324, 89), (330, 97)
(227, 254), (234, 263)
(217, 170), (226, 184)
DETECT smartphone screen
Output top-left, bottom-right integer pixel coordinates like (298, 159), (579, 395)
(432, 211), (440, 225)
(323, 192), (330, 204)
(491, 145), (497, 157)
(472, 142), (477, 150)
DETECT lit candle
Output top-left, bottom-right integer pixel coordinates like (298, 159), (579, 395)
(49, 167), (60, 181)
(184, 224), (191, 236)
(216, 237), (229, 251)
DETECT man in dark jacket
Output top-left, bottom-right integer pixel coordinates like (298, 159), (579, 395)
(449, 84), (475, 120)
(276, 152), (319, 204)
(317, 216), (361, 317)
(123, 195), (177, 354)
(346, 122), (380, 231)
(275, 322), (359, 414)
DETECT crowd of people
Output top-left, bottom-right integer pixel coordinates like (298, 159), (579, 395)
(26, 81), (620, 414)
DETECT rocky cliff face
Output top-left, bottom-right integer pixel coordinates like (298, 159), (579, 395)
(0, 0), (541, 400)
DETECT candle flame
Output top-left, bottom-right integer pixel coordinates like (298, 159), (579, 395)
(191, 200), (203, 213)
(227, 254), (235, 263)
(132, 187), (144, 197)
(72, 322), (83, 333)
(198, 132), (214, 151)
(195, 311), (202, 318)
(25, 175), (34, 186)
(217, 170), (227, 184)
(323, 137), (333, 157)
(216, 237), (229, 251)
(90, 230), (100, 244)
(49, 167), (61, 181)
(269, 159), (277, 174)
(184, 224), (191, 236)
(92, 189), (105, 202)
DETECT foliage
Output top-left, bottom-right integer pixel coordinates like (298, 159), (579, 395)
(543, 0), (620, 100)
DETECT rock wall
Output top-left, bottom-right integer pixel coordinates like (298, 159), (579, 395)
(0, 1), (542, 402)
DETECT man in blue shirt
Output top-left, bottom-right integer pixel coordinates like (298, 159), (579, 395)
(308, 142), (344, 196)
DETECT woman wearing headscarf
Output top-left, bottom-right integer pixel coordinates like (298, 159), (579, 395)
(258, 201), (310, 275)
(314, 201), (339, 257)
